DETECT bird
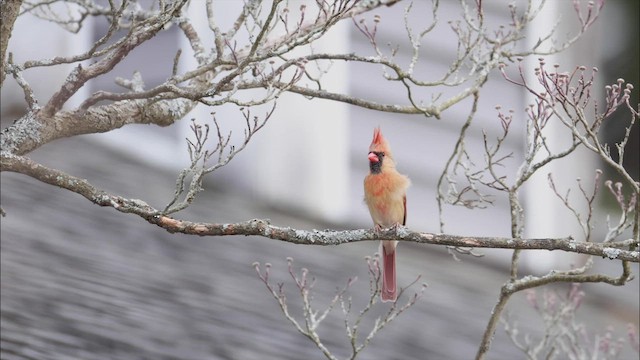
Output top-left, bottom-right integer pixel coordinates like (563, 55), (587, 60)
(363, 127), (410, 302)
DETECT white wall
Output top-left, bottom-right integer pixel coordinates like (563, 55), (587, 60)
(521, 0), (603, 271)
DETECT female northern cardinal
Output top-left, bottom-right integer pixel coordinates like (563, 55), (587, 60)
(364, 127), (410, 302)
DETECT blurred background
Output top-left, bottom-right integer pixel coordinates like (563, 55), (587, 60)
(1, 0), (638, 359)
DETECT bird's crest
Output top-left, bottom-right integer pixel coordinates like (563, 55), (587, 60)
(369, 127), (391, 154)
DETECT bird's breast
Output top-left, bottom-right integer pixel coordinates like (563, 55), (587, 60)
(363, 172), (408, 227)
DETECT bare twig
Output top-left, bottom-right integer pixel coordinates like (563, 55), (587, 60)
(162, 104), (273, 214)
(502, 283), (635, 359)
(474, 59), (639, 359)
(254, 256), (426, 359)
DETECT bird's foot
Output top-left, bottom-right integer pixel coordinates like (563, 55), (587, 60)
(391, 223), (407, 236)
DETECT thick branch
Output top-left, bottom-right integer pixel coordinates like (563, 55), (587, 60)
(2, 153), (637, 263)
(1, 96), (195, 156)
(152, 217), (638, 262)
(0, 0), (23, 87)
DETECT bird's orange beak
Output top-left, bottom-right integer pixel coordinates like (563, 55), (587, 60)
(368, 152), (379, 163)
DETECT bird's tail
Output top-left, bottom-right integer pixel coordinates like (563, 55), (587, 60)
(380, 242), (397, 302)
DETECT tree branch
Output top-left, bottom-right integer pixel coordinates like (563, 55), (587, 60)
(0, 0), (22, 87)
(40, 0), (188, 117)
(1, 153), (637, 262)
(152, 217), (638, 262)
(1, 95), (196, 156)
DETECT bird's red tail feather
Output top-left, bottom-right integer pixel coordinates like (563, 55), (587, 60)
(381, 245), (396, 302)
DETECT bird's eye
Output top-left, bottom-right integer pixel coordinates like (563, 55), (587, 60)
(378, 152), (385, 157)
